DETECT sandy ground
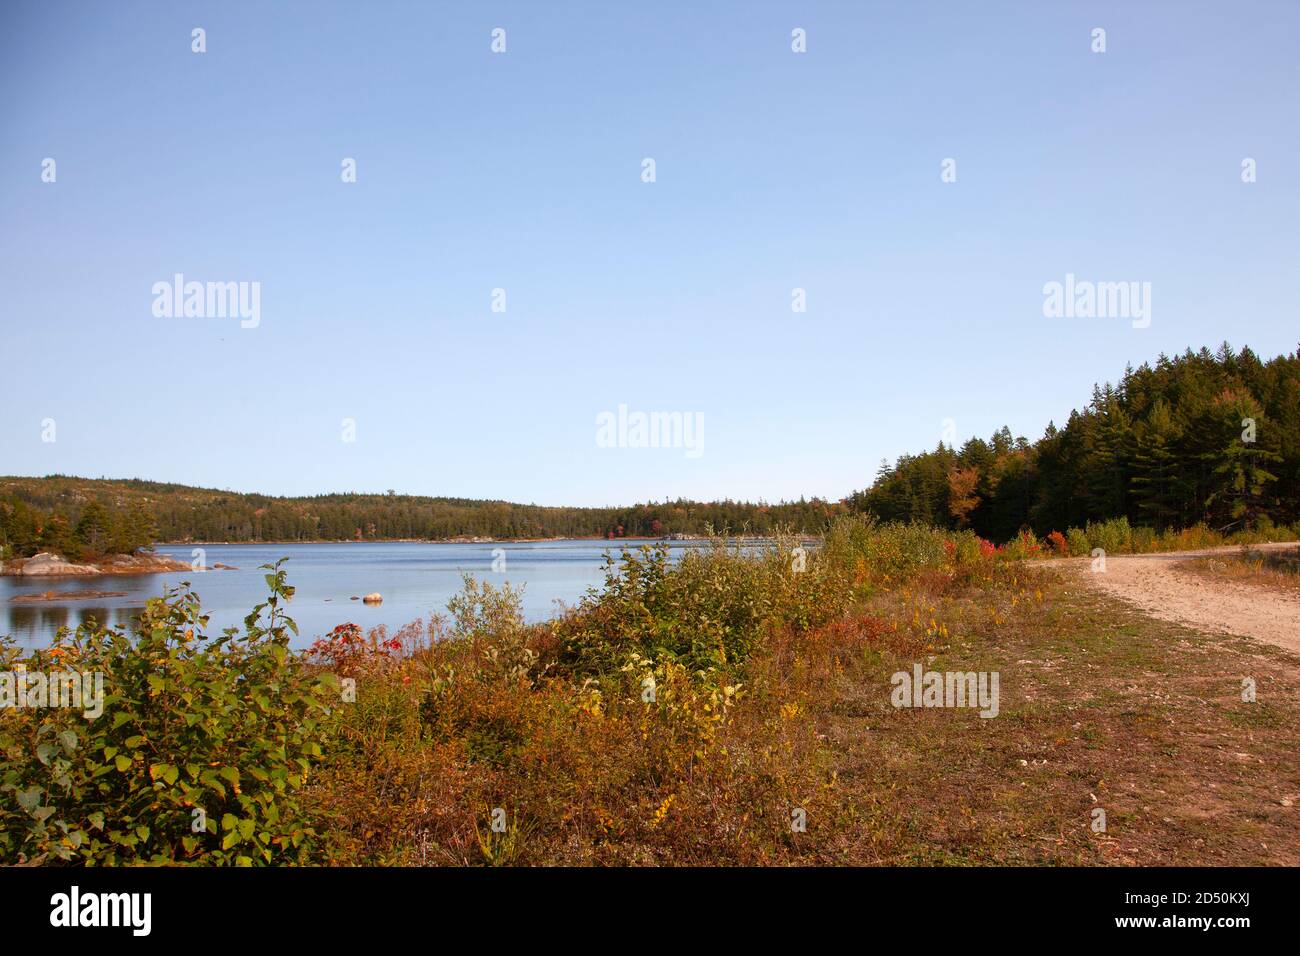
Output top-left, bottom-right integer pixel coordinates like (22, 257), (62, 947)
(1062, 542), (1300, 654)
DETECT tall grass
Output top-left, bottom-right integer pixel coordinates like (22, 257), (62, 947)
(1057, 516), (1300, 557)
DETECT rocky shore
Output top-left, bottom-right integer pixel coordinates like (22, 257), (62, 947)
(0, 551), (199, 577)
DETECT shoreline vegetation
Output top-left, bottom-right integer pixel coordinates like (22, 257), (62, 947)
(5, 514), (1300, 579)
(4, 515), (1298, 865)
(5, 516), (1300, 580)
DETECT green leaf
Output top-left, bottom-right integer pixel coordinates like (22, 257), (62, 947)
(199, 771), (227, 799)
(114, 755), (132, 772)
(149, 763), (180, 786)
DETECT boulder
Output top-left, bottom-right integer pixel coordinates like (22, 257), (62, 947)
(362, 592), (383, 604)
(18, 552), (100, 576)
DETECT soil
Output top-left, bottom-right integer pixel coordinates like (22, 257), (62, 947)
(1065, 542), (1300, 654)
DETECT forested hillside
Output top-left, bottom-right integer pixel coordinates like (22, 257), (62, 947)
(847, 345), (1299, 541)
(0, 476), (843, 555)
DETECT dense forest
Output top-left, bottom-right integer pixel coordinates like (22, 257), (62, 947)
(848, 344), (1299, 542)
(0, 476), (843, 557)
(0, 496), (157, 562)
(2, 344), (1295, 558)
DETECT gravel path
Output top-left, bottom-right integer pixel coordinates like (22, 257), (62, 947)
(1067, 542), (1300, 654)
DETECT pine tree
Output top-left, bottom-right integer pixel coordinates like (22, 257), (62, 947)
(1129, 399), (1182, 527)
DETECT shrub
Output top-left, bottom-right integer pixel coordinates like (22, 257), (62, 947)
(1065, 528), (1089, 556)
(556, 542), (773, 678)
(308, 623), (402, 678)
(1086, 517), (1132, 555)
(0, 561), (337, 865)
(1130, 526), (1157, 553)
(822, 517), (951, 581)
(1001, 530), (1041, 560)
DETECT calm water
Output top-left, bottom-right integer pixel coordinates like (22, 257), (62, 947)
(0, 539), (721, 649)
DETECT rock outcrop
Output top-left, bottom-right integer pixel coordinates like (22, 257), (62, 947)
(2, 552), (198, 577)
(14, 552), (101, 576)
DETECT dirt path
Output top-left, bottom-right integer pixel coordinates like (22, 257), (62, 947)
(1064, 542), (1300, 654)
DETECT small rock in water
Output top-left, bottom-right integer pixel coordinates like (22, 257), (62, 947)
(350, 596), (359, 601)
(362, 592), (383, 604)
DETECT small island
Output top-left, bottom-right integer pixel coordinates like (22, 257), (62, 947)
(1, 551), (196, 577)
(0, 498), (208, 577)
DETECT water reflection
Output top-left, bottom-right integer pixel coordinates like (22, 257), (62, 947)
(5, 602), (144, 642)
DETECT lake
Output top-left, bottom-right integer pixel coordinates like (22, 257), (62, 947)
(1, 539), (723, 649)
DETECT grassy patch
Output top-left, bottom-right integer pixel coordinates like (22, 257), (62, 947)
(310, 542), (1300, 865)
(1181, 546), (1300, 594)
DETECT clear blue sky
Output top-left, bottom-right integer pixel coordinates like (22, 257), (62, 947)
(2, 1), (1296, 507)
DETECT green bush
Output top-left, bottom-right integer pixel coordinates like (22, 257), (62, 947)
(1065, 528), (1090, 556)
(555, 533), (847, 680)
(1130, 526), (1157, 553)
(821, 517), (951, 579)
(1086, 517), (1133, 555)
(1001, 530), (1041, 561)
(0, 561), (337, 865)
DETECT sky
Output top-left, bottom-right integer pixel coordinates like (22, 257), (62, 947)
(1, 1), (1297, 507)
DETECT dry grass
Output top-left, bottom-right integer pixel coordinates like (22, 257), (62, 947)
(1181, 546), (1300, 595)
(813, 568), (1300, 865)
(307, 561), (1300, 866)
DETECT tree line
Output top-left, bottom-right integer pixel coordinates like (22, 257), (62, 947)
(847, 344), (1298, 541)
(3, 344), (1295, 557)
(0, 477), (843, 557)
